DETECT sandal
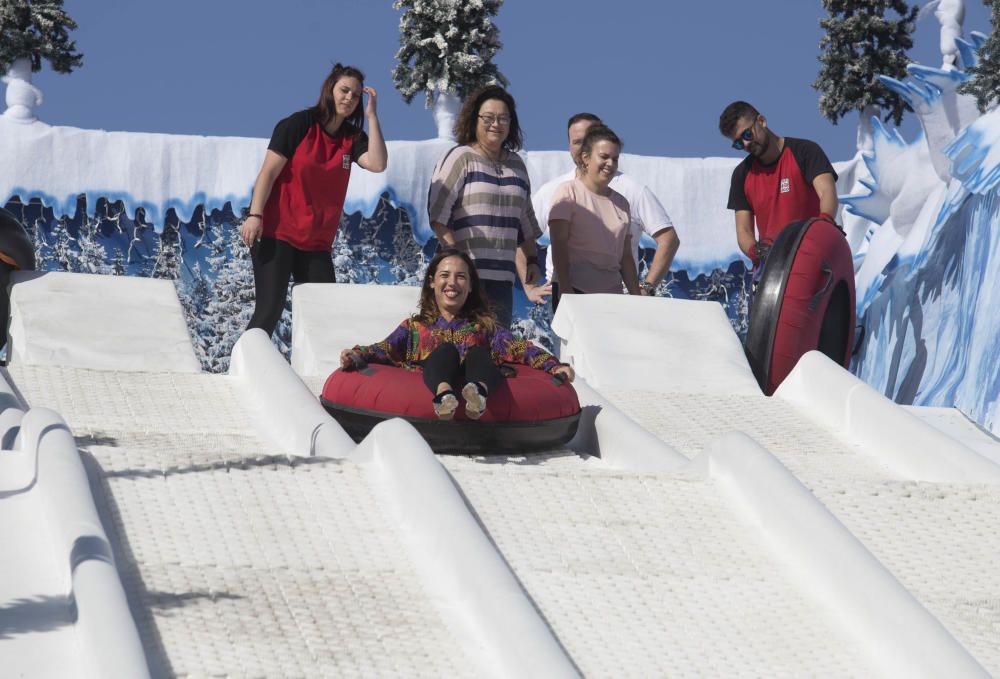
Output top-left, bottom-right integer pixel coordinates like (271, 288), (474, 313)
(432, 390), (459, 420)
(461, 382), (488, 420)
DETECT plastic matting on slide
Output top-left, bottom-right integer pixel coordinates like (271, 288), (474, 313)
(441, 456), (873, 677)
(602, 388), (1000, 674)
(7, 365), (477, 677)
(98, 460), (475, 678)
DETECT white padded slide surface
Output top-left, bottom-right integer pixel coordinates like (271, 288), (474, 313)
(8, 271), (200, 373)
(291, 282), (420, 378)
(9, 364), (476, 678)
(551, 294), (760, 395)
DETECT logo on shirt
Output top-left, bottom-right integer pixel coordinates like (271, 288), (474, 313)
(342, 155), (351, 169)
(780, 177), (790, 193)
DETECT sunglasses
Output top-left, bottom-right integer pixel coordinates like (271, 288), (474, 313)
(731, 121), (756, 150)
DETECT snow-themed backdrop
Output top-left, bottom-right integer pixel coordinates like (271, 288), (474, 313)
(2, 42), (998, 436)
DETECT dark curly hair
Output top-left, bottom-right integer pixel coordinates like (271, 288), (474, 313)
(719, 101), (759, 137)
(417, 248), (497, 332)
(313, 63), (365, 131)
(453, 85), (524, 152)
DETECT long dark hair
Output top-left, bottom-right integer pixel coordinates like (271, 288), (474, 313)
(417, 248), (497, 331)
(453, 85), (524, 152)
(313, 63), (365, 130)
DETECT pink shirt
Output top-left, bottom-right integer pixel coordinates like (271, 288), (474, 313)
(548, 179), (631, 293)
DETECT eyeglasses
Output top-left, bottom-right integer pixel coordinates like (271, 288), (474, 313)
(478, 114), (511, 127)
(731, 121), (756, 150)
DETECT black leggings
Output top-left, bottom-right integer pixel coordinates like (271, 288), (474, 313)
(421, 344), (501, 395)
(247, 237), (335, 336)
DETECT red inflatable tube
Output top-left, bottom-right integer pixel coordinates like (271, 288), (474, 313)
(744, 217), (856, 395)
(320, 363), (581, 454)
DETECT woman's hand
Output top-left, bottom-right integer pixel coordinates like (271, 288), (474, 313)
(364, 86), (378, 118)
(240, 215), (263, 248)
(524, 281), (552, 304)
(340, 349), (360, 370)
(552, 364), (575, 382)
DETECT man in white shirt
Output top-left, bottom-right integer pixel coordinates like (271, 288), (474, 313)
(529, 112), (681, 297)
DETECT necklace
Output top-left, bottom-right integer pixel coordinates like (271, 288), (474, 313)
(475, 143), (504, 176)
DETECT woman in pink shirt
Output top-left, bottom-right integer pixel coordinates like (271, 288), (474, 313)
(547, 125), (640, 310)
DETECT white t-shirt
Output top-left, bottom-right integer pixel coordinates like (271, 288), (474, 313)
(534, 170), (675, 280)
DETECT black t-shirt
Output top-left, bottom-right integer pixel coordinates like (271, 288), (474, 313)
(267, 109), (369, 161)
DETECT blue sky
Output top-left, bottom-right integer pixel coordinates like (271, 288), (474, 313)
(29, 1), (993, 161)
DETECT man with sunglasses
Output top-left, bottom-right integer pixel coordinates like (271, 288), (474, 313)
(719, 101), (838, 269)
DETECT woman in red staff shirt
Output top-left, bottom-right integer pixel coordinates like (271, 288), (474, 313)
(240, 63), (388, 336)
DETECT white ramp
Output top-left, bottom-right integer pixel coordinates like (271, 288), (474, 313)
(291, 282), (420, 378)
(0, 392), (149, 679)
(8, 271), (200, 373)
(551, 294), (760, 394)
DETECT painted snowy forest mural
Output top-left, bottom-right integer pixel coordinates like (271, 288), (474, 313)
(2, 192), (753, 373)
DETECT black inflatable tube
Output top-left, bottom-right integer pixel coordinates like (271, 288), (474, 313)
(744, 217), (854, 394)
(0, 207), (36, 271)
(321, 398), (581, 455)
(744, 220), (812, 385)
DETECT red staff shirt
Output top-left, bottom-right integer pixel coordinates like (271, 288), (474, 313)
(262, 109), (369, 251)
(727, 137), (836, 244)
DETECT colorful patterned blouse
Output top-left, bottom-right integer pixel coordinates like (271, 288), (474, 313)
(353, 316), (562, 373)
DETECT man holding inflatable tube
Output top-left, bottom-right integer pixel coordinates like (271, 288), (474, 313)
(719, 101), (838, 270)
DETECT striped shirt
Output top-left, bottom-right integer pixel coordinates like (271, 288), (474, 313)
(427, 145), (541, 283)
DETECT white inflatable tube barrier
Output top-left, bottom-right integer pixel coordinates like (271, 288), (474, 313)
(775, 351), (1000, 483)
(229, 329), (355, 458)
(21, 407), (150, 679)
(701, 431), (989, 678)
(359, 417), (580, 679)
(569, 378), (688, 472)
(231, 331), (576, 675)
(0, 367), (24, 449)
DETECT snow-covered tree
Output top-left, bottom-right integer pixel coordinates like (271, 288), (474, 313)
(148, 221), (182, 280)
(957, 0), (1000, 111)
(74, 215), (111, 274)
(814, 0), (918, 150)
(1, 0), (83, 122)
(392, 0), (508, 137)
(177, 262), (214, 370)
(0, 0), (81, 73)
(202, 224), (256, 372)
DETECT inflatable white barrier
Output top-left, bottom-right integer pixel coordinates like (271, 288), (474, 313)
(358, 417), (579, 679)
(775, 352), (1000, 483)
(236, 327), (577, 677)
(0, 367), (24, 448)
(8, 271), (200, 373)
(569, 377), (688, 472)
(291, 282), (420, 378)
(16, 407), (149, 678)
(551, 294), (760, 395)
(229, 329), (355, 458)
(700, 431), (989, 679)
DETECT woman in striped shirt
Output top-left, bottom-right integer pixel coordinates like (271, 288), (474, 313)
(427, 86), (548, 327)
